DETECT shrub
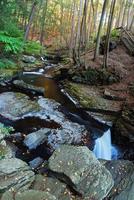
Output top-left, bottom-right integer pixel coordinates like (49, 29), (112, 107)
(24, 41), (43, 56)
(111, 29), (120, 39)
(0, 58), (16, 69)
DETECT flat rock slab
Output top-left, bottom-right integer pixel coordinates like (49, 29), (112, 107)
(49, 145), (114, 200)
(24, 128), (51, 150)
(102, 160), (134, 200)
(65, 82), (122, 113)
(0, 92), (40, 120)
(13, 80), (45, 95)
(0, 158), (35, 193)
(1, 190), (56, 200)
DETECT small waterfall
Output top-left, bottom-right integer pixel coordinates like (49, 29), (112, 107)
(93, 129), (112, 160)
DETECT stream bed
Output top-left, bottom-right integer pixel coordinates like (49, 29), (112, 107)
(0, 69), (128, 172)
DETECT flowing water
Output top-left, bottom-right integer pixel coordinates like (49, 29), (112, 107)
(0, 69), (116, 162)
(93, 129), (118, 160)
(21, 73), (116, 160)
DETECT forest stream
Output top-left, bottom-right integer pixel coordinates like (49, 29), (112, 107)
(0, 62), (121, 168)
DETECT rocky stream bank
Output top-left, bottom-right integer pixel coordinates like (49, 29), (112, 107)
(0, 52), (134, 200)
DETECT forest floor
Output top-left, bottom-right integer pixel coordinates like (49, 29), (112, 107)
(84, 44), (134, 104)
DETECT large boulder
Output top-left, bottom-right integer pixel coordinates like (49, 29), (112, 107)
(1, 190), (56, 200)
(13, 80), (45, 95)
(22, 55), (36, 63)
(0, 92), (40, 120)
(102, 160), (134, 200)
(48, 145), (114, 200)
(0, 158), (35, 193)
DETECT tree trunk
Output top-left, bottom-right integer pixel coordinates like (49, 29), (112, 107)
(70, 0), (76, 56)
(122, 0), (128, 27)
(93, 0), (99, 33)
(24, 1), (37, 41)
(73, 0), (83, 66)
(130, 15), (134, 31)
(94, 0), (109, 60)
(103, 0), (116, 69)
(40, 0), (48, 46)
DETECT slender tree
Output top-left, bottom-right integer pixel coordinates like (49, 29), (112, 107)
(24, 1), (38, 41)
(94, 0), (109, 60)
(103, 0), (116, 68)
(40, 0), (48, 46)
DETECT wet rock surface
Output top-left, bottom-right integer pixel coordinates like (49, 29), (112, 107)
(29, 157), (44, 169)
(0, 158), (35, 193)
(49, 145), (114, 200)
(13, 80), (45, 95)
(0, 92), (40, 120)
(24, 128), (51, 150)
(102, 160), (134, 200)
(24, 97), (88, 150)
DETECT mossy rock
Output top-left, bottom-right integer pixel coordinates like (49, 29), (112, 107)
(0, 144), (7, 160)
(0, 69), (19, 82)
(64, 81), (121, 113)
(71, 68), (119, 85)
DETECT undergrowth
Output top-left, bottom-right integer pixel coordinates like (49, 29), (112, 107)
(0, 58), (16, 69)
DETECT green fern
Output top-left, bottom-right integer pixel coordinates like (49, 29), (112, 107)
(0, 31), (23, 54)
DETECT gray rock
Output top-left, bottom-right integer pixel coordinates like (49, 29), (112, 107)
(32, 175), (77, 200)
(13, 80), (45, 95)
(0, 92), (40, 120)
(24, 128), (51, 150)
(0, 141), (18, 159)
(29, 157), (44, 169)
(102, 160), (134, 200)
(0, 158), (35, 193)
(49, 145), (114, 200)
(22, 55), (36, 63)
(47, 125), (87, 150)
(1, 190), (56, 200)
(24, 97), (88, 150)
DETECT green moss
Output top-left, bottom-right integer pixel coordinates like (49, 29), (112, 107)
(0, 123), (14, 137)
(0, 145), (7, 160)
(0, 68), (19, 82)
(66, 82), (96, 108)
